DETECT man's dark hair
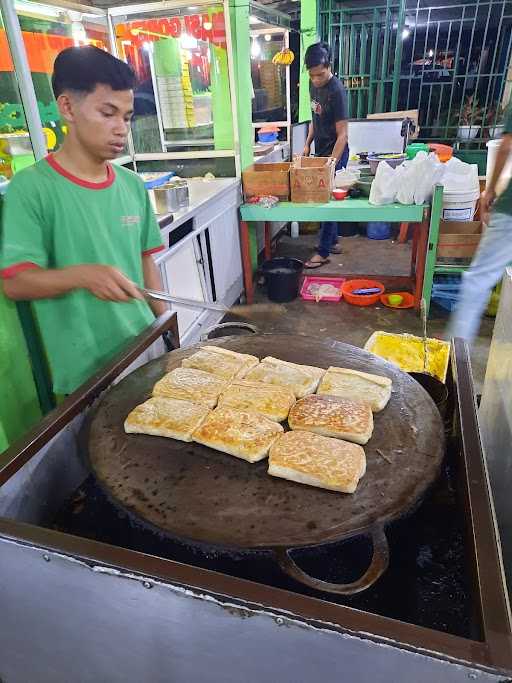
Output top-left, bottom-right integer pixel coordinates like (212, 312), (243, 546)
(52, 46), (136, 98)
(304, 42), (332, 70)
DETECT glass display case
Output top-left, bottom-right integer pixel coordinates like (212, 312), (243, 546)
(4, 1), (110, 167)
(248, 5), (291, 153)
(110, 1), (236, 163)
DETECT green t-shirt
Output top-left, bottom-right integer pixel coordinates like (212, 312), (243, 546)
(493, 105), (512, 215)
(0, 156), (164, 394)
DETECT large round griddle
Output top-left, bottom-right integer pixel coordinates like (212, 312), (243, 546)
(86, 335), (444, 594)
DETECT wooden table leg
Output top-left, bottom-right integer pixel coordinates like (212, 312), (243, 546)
(398, 222), (409, 244)
(239, 220), (254, 305)
(414, 217), (429, 310)
(410, 222), (419, 277)
(264, 221), (272, 260)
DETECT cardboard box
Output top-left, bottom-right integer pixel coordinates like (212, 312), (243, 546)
(242, 162), (291, 201)
(290, 156), (335, 203)
(436, 220), (482, 265)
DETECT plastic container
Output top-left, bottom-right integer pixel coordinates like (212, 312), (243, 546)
(342, 279), (385, 306)
(334, 168), (360, 189)
(142, 172), (175, 190)
(486, 139), (512, 196)
(367, 222), (392, 240)
(406, 143), (429, 159)
(368, 153), (406, 175)
(258, 131), (278, 143)
(442, 188), (480, 221)
(355, 178), (373, 197)
(429, 143), (453, 163)
(260, 257), (303, 303)
(300, 276), (345, 302)
(364, 331), (451, 383)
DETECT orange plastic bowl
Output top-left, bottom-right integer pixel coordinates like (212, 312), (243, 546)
(342, 279), (385, 306)
(380, 291), (415, 309)
(429, 143), (453, 163)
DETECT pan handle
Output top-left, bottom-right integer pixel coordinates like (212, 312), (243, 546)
(275, 526), (389, 596)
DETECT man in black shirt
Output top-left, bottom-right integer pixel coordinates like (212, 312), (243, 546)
(302, 42), (349, 268)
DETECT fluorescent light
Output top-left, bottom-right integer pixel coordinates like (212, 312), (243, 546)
(428, 49), (434, 57)
(402, 28), (410, 39)
(181, 34), (198, 49)
(251, 37), (261, 58)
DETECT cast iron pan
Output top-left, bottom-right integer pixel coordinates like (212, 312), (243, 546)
(85, 334), (444, 595)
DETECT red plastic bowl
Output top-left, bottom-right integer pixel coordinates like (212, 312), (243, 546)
(332, 189), (348, 200)
(342, 279), (385, 306)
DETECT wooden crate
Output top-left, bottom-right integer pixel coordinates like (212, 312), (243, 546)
(290, 156), (334, 203)
(242, 162), (291, 201)
(437, 220), (482, 265)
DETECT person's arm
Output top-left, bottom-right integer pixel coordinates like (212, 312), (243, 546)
(142, 253), (167, 317)
(481, 133), (512, 223)
(303, 122), (314, 156)
(2, 264), (143, 302)
(331, 120), (348, 163)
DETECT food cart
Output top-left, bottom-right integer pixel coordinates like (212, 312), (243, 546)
(1, 4), (512, 679)
(1, 315), (512, 681)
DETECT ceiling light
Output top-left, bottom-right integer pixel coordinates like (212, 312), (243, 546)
(264, 34), (271, 42)
(251, 37), (261, 58)
(402, 28), (410, 39)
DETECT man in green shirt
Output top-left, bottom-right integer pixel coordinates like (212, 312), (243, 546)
(0, 46), (166, 394)
(448, 106), (512, 342)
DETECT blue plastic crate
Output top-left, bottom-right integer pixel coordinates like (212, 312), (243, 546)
(432, 274), (462, 311)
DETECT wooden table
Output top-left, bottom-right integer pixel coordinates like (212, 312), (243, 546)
(239, 193), (442, 309)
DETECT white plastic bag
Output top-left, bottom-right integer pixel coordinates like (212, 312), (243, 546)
(369, 161), (399, 205)
(395, 151), (444, 205)
(414, 152), (444, 205)
(441, 157), (479, 193)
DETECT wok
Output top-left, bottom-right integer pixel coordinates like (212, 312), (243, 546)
(86, 334), (444, 595)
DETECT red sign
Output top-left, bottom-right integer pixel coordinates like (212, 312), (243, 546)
(116, 12), (226, 49)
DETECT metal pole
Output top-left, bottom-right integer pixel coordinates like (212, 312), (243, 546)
(0, 0), (47, 160)
(391, 0), (405, 111)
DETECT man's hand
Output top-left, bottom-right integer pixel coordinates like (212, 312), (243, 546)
(480, 189), (496, 225)
(302, 143), (311, 157)
(71, 264), (143, 302)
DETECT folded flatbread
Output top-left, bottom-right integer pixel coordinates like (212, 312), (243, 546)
(152, 367), (228, 409)
(124, 397), (210, 442)
(244, 356), (325, 398)
(181, 345), (259, 381)
(268, 430), (366, 494)
(192, 406), (284, 462)
(288, 394), (373, 445)
(217, 380), (296, 422)
(317, 367), (392, 412)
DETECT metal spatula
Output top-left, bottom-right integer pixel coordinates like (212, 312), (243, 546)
(141, 288), (285, 317)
